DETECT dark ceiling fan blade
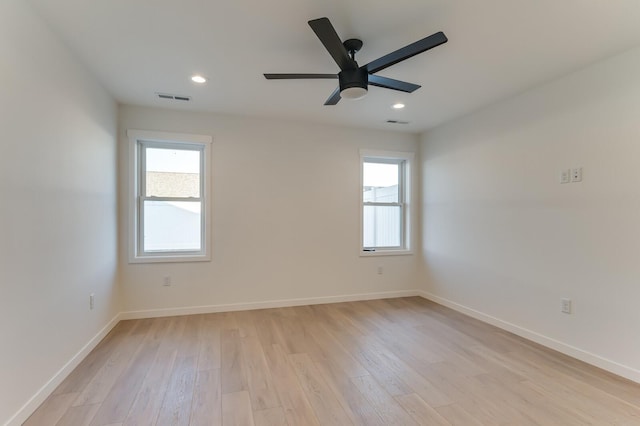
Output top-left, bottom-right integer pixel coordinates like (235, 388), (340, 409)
(264, 73), (337, 79)
(324, 87), (341, 105)
(308, 17), (357, 71)
(366, 31), (447, 74)
(368, 75), (420, 93)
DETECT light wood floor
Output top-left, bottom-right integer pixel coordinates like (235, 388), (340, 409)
(26, 297), (640, 425)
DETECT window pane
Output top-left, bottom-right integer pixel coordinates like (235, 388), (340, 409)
(143, 200), (201, 252)
(145, 147), (200, 197)
(363, 205), (401, 248)
(363, 162), (399, 202)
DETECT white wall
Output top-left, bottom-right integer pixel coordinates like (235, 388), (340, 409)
(0, 1), (120, 424)
(119, 106), (420, 313)
(420, 47), (640, 381)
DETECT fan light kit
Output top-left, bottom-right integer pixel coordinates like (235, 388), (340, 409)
(264, 17), (447, 105)
(342, 87), (367, 100)
(191, 75), (207, 84)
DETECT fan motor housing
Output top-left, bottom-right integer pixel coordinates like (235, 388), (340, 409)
(338, 67), (368, 92)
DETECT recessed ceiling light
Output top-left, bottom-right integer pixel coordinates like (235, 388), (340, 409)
(191, 75), (207, 84)
(392, 103), (405, 109)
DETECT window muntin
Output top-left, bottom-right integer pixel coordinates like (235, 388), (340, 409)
(360, 151), (412, 255)
(128, 130), (211, 263)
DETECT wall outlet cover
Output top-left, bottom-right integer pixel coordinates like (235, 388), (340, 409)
(571, 167), (583, 182)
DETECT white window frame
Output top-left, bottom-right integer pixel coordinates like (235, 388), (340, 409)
(360, 149), (413, 256)
(128, 129), (212, 263)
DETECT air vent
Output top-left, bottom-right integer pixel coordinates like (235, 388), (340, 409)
(386, 120), (410, 125)
(155, 92), (191, 102)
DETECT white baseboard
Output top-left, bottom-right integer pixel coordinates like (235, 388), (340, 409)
(417, 290), (640, 385)
(121, 289), (420, 320)
(4, 313), (122, 426)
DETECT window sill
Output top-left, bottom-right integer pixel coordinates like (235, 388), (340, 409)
(129, 253), (210, 264)
(360, 249), (413, 257)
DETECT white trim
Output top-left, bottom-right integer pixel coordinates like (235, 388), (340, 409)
(127, 129), (212, 145)
(417, 290), (640, 385)
(127, 253), (211, 264)
(4, 313), (122, 426)
(359, 149), (415, 160)
(360, 249), (413, 257)
(121, 290), (420, 320)
(127, 129), (212, 264)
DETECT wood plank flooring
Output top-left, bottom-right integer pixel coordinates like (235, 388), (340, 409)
(25, 297), (640, 425)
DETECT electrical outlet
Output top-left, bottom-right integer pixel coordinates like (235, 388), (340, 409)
(560, 169), (571, 184)
(561, 298), (572, 314)
(163, 276), (171, 287)
(571, 167), (583, 182)
(89, 293), (95, 310)
(377, 266), (383, 275)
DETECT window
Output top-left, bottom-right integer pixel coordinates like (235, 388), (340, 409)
(360, 150), (413, 255)
(128, 130), (212, 263)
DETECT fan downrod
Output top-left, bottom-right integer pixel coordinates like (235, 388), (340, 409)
(343, 38), (363, 59)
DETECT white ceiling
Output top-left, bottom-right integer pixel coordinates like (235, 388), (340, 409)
(29, 0), (640, 133)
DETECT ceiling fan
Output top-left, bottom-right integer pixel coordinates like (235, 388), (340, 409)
(264, 17), (447, 105)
